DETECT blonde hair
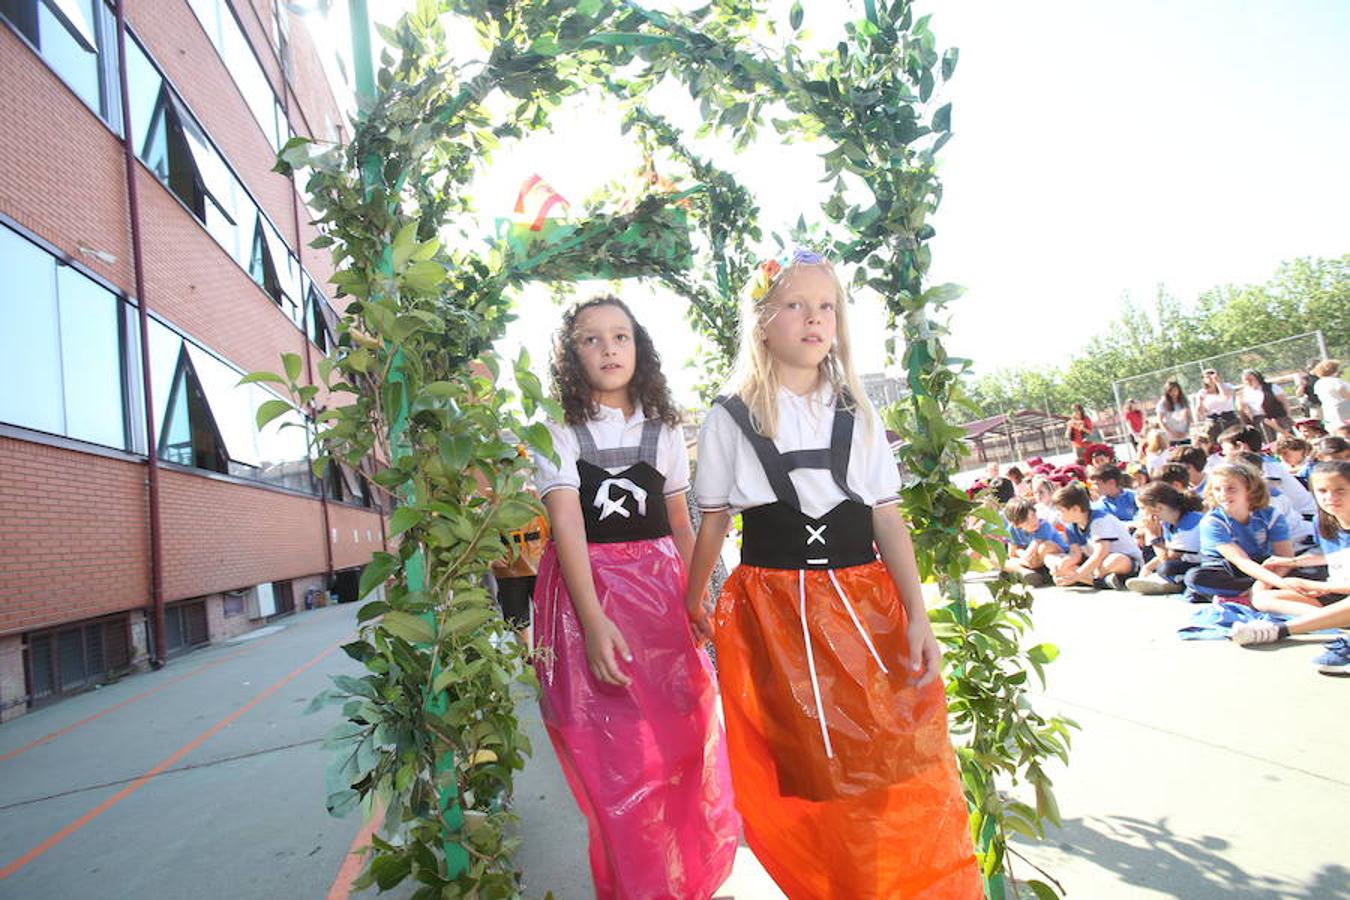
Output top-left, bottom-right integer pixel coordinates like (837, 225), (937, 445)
(1205, 462), (1270, 509)
(1312, 358), (1340, 378)
(1142, 428), (1168, 455)
(727, 260), (874, 439)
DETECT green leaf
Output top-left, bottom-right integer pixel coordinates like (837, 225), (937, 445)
(356, 600), (389, 623)
(1023, 881), (1060, 900)
(942, 47), (960, 81)
(445, 607), (494, 637)
(238, 371), (286, 386)
(282, 352), (303, 383)
(255, 399), (293, 430)
(381, 611), (436, 644)
(789, 1), (803, 30)
(1027, 643), (1060, 664)
(402, 260), (446, 292)
(932, 102), (952, 133)
(326, 789), (360, 817)
(391, 221), (419, 271)
(358, 553), (399, 599)
(439, 433), (474, 471)
(388, 506), (423, 538)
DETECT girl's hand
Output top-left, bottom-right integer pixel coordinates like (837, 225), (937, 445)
(1263, 555), (1296, 573)
(582, 614), (632, 686)
(905, 616), (943, 688)
(687, 604), (714, 644)
(1282, 577), (1328, 597)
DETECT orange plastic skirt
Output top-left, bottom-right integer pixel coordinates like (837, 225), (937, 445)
(712, 559), (981, 899)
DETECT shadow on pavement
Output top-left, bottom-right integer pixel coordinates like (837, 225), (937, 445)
(1022, 815), (1350, 899)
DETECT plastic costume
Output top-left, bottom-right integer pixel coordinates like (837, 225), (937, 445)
(533, 417), (740, 899)
(707, 394), (980, 899)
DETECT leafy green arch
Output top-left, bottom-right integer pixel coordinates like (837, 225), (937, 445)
(268, 3), (1073, 897)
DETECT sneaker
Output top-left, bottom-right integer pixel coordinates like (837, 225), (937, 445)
(1126, 573), (1184, 595)
(1230, 620), (1282, 646)
(1313, 637), (1350, 676)
(1103, 573), (1128, 591)
(1012, 569), (1049, 588)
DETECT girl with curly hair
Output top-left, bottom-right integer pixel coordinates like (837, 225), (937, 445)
(529, 294), (738, 899)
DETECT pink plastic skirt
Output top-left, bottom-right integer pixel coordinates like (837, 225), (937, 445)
(533, 536), (740, 899)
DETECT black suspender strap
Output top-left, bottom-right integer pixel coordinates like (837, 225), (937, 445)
(717, 395), (801, 509)
(829, 399), (865, 505)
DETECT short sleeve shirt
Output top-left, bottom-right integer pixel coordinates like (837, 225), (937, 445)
(532, 403), (690, 499)
(1263, 457), (1316, 518)
(1317, 528), (1350, 586)
(694, 385), (901, 520)
(1009, 519), (1070, 553)
(1199, 506), (1289, 562)
(1066, 505), (1143, 561)
(1100, 489), (1138, 523)
(1163, 510), (1205, 562)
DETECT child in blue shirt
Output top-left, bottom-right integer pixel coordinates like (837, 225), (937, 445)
(1183, 461), (1295, 603)
(1089, 464), (1138, 524)
(1051, 483), (1143, 590)
(1002, 498), (1071, 587)
(1125, 482), (1206, 595)
(1230, 461), (1350, 674)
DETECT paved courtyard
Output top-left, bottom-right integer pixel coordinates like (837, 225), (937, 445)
(0, 585), (1344, 898)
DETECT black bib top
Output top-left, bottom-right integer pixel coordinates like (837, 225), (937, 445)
(717, 394), (877, 570)
(574, 418), (673, 544)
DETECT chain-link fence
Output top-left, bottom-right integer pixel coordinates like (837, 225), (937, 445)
(1110, 331), (1331, 427)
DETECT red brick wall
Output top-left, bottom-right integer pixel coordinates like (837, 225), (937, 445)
(158, 469), (328, 599)
(327, 503), (388, 569)
(0, 26), (132, 292)
(0, 439), (150, 637)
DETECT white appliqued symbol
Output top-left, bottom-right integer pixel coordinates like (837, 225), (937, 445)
(594, 478), (648, 521)
(806, 523), (827, 546)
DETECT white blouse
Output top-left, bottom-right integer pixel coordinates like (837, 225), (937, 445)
(695, 385), (902, 520)
(532, 403), (691, 498)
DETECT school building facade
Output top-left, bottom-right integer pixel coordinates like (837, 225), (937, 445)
(0, 0), (385, 721)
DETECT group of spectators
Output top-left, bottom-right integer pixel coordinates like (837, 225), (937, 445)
(985, 363), (1350, 675)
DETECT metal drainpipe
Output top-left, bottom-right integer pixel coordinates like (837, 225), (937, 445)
(113, 0), (167, 669)
(271, 7), (336, 589)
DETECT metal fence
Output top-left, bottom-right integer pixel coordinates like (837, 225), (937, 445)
(1110, 331), (1331, 425)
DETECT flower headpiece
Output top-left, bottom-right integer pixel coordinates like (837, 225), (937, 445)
(747, 247), (828, 301)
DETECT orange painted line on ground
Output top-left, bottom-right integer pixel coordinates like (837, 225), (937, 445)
(0, 637), (346, 881)
(0, 636), (278, 765)
(326, 801), (384, 900)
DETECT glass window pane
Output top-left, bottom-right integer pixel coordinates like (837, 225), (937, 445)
(0, 226), (64, 435)
(44, 0), (96, 50)
(36, 0), (100, 111)
(146, 317), (184, 438)
(184, 341), (260, 467)
(252, 389), (312, 492)
(124, 36), (164, 161)
(57, 265), (125, 448)
(160, 354), (194, 466)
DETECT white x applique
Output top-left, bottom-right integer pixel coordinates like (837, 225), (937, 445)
(805, 523), (827, 546)
(594, 478), (648, 521)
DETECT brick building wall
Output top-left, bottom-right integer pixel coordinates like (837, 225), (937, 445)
(0, 1), (384, 718)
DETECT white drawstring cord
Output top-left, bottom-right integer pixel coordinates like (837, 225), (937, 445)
(798, 568), (834, 759)
(827, 570), (889, 674)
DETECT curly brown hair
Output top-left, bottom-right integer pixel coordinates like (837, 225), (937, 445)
(549, 294), (681, 427)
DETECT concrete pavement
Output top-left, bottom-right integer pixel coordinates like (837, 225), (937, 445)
(1, 585), (1344, 898)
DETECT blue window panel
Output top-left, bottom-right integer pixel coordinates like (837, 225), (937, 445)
(0, 226), (64, 435)
(56, 264), (124, 448)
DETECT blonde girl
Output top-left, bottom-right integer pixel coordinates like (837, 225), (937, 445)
(1183, 462), (1296, 603)
(683, 250), (980, 898)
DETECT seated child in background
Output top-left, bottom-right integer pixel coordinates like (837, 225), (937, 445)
(1052, 483), (1144, 590)
(1219, 425), (1317, 521)
(1295, 418), (1328, 441)
(1184, 461), (1296, 604)
(1315, 436), (1350, 462)
(1154, 463), (1194, 494)
(1233, 450), (1318, 553)
(1089, 464), (1139, 524)
(1229, 461), (1350, 674)
(1140, 429), (1170, 473)
(1032, 475), (1061, 528)
(1274, 435), (1314, 488)
(1169, 445), (1211, 494)
(1126, 482), (1206, 595)
(1002, 498), (1071, 587)
(1190, 432), (1222, 468)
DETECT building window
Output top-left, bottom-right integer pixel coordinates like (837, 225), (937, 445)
(1, 0), (114, 121)
(0, 224), (129, 449)
(163, 599), (209, 655)
(186, 0), (285, 150)
(24, 614), (132, 704)
(146, 317), (316, 494)
(306, 279), (337, 354)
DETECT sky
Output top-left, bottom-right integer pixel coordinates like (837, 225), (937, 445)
(316, 1), (1350, 404)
